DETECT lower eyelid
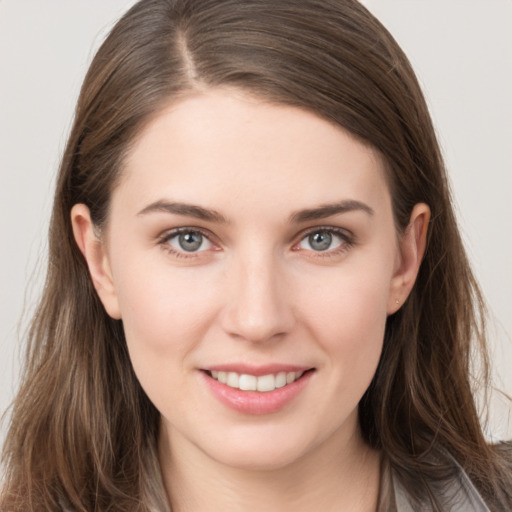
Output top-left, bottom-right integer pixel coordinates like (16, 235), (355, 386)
(299, 240), (354, 260)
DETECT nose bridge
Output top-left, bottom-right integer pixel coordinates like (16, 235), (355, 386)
(222, 245), (293, 342)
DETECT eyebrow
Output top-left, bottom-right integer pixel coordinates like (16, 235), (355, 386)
(137, 200), (228, 223)
(137, 199), (374, 224)
(289, 200), (374, 223)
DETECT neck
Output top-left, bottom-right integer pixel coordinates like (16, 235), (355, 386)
(158, 417), (381, 512)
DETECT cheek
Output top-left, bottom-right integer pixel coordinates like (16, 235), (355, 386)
(112, 261), (223, 413)
(302, 275), (389, 419)
(112, 256), (220, 360)
(298, 259), (392, 371)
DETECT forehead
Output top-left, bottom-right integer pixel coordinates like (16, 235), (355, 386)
(115, 89), (390, 217)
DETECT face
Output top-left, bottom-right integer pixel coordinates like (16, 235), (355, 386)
(76, 89), (421, 471)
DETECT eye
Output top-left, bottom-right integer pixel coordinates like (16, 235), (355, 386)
(162, 229), (214, 254)
(296, 228), (350, 253)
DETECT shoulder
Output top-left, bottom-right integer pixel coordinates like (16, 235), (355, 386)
(381, 450), (492, 512)
(392, 457), (490, 512)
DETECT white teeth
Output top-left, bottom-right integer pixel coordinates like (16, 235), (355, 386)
(209, 370), (306, 392)
(239, 374), (257, 390)
(275, 372), (287, 388)
(226, 372), (239, 388)
(256, 374), (275, 392)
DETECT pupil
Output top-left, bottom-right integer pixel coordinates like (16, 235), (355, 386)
(309, 231), (332, 251)
(179, 232), (202, 251)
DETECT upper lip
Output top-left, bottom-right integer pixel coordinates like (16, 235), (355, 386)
(202, 364), (313, 376)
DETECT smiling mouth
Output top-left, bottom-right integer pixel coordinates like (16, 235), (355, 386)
(205, 369), (312, 392)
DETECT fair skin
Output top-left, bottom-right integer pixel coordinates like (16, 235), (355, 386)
(72, 89), (430, 512)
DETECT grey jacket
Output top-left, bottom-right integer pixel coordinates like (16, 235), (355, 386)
(379, 456), (490, 511)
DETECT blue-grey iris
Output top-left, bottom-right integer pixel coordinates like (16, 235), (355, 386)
(309, 231), (332, 251)
(179, 232), (203, 252)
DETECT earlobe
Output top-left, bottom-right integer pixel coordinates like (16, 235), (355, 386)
(387, 203), (431, 314)
(71, 204), (122, 319)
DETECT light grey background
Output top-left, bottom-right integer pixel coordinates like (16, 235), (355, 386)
(1, 1), (511, 442)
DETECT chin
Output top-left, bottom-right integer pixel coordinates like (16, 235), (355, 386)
(197, 423), (327, 473)
(211, 443), (309, 472)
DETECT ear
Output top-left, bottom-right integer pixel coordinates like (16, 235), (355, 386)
(71, 204), (122, 319)
(387, 203), (431, 314)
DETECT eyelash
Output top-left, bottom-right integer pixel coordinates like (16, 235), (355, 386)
(157, 227), (218, 259)
(292, 226), (355, 258)
(157, 226), (355, 259)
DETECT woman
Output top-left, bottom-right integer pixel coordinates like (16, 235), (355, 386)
(1, 1), (511, 510)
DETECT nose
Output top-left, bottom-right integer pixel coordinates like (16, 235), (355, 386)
(220, 251), (295, 344)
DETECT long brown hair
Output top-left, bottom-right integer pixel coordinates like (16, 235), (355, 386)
(2, 1), (510, 510)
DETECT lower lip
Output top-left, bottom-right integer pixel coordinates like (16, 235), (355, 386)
(201, 370), (314, 415)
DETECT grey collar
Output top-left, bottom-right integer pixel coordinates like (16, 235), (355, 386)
(392, 456), (490, 512)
